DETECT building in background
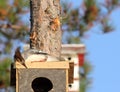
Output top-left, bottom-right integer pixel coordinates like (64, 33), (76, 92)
(61, 44), (85, 92)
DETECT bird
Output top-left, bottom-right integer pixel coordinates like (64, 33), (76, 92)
(14, 47), (28, 68)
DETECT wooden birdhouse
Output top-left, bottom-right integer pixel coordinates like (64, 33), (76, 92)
(14, 61), (69, 92)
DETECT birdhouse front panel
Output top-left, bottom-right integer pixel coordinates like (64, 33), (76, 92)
(18, 69), (66, 92)
(15, 62), (69, 92)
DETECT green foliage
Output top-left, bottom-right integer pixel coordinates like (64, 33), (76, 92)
(0, 58), (12, 87)
(0, 0), (7, 8)
(84, 0), (96, 8)
(67, 36), (81, 44)
(14, 0), (29, 8)
(61, 0), (119, 43)
(0, 0), (29, 54)
(80, 61), (92, 92)
(83, 61), (92, 75)
(0, 0), (29, 87)
(80, 78), (87, 92)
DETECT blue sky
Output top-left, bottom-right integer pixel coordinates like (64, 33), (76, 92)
(84, 26), (120, 92)
(68, 0), (120, 92)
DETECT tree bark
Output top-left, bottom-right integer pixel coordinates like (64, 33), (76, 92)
(30, 0), (62, 58)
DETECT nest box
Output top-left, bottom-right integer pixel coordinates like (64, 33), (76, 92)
(14, 61), (69, 92)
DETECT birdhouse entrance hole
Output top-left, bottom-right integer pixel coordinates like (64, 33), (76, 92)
(31, 77), (53, 92)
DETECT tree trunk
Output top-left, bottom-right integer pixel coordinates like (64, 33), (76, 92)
(30, 0), (62, 58)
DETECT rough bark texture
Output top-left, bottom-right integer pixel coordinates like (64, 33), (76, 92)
(30, 0), (62, 58)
